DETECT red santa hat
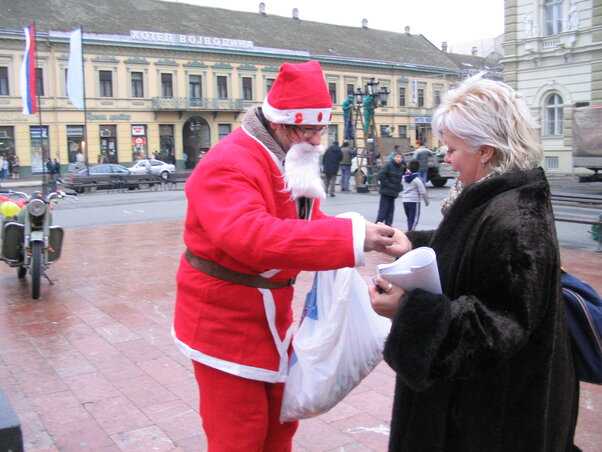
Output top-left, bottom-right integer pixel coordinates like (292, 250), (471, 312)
(262, 60), (332, 126)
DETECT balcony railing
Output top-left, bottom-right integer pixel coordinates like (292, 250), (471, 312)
(152, 97), (245, 111)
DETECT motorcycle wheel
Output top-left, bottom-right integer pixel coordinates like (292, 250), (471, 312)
(17, 266), (27, 278)
(31, 241), (42, 300)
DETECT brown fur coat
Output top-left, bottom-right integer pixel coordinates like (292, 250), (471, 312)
(385, 168), (579, 451)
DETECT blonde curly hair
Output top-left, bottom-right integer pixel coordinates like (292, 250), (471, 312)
(432, 73), (542, 174)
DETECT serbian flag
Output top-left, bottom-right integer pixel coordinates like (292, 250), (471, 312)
(67, 28), (84, 109)
(20, 24), (37, 115)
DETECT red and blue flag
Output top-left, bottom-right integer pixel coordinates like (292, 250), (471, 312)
(20, 24), (37, 115)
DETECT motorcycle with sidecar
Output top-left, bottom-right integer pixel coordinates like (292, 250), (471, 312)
(0, 189), (76, 299)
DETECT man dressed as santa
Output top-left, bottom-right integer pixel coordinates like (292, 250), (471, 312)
(173, 60), (395, 451)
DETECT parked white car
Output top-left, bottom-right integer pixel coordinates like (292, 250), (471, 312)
(129, 159), (176, 180)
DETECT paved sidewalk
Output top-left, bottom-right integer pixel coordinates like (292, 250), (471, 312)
(0, 220), (600, 451)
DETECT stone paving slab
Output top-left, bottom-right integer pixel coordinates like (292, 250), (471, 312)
(0, 220), (600, 451)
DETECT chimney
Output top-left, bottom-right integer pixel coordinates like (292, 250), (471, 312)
(471, 46), (478, 56)
(259, 2), (266, 16)
(361, 18), (368, 29)
(292, 8), (299, 20)
(441, 41), (448, 52)
(405, 26), (411, 35)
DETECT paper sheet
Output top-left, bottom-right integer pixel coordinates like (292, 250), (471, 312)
(376, 247), (442, 294)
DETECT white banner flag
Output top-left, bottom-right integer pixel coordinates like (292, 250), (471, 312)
(67, 28), (84, 109)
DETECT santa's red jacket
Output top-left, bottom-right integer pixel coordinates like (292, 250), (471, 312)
(173, 115), (364, 383)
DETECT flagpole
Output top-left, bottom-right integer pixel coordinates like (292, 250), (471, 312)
(80, 26), (90, 175)
(32, 22), (50, 193)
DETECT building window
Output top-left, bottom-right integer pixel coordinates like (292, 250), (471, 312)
(159, 124), (175, 163)
(328, 82), (337, 104)
(242, 77), (253, 101)
(217, 76), (228, 99)
(131, 125), (147, 161)
(545, 93), (563, 136)
(417, 88), (425, 107)
(35, 68), (44, 96)
(99, 125), (117, 163)
(131, 71), (143, 97)
(327, 124), (338, 144)
(398, 125), (407, 138)
(399, 87), (406, 106)
(66, 125), (85, 163)
(266, 78), (275, 94)
(0, 67), (8, 95)
(434, 90), (441, 107)
(347, 84), (355, 96)
(189, 75), (202, 100)
(161, 73), (173, 98)
(218, 124), (231, 141)
(99, 70), (113, 97)
(545, 156), (559, 170)
(545, 0), (563, 35)
(29, 126), (49, 173)
(0, 127), (15, 170)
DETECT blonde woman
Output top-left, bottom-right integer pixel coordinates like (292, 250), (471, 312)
(370, 74), (579, 452)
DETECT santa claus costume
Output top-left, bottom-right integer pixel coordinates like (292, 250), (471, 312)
(173, 61), (366, 451)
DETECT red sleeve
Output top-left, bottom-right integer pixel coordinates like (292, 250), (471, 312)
(184, 149), (356, 272)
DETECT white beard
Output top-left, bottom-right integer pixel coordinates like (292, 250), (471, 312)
(283, 142), (326, 200)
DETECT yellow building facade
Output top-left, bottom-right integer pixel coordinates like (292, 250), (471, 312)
(0, 4), (465, 176)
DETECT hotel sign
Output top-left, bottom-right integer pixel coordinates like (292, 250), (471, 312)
(130, 30), (254, 50)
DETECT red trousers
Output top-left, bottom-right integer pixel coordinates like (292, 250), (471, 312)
(193, 361), (298, 452)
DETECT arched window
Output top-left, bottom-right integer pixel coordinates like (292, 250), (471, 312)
(545, 93), (563, 136)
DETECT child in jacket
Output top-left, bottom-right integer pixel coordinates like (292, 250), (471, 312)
(401, 159), (429, 230)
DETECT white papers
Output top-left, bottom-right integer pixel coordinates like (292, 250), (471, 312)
(376, 247), (442, 294)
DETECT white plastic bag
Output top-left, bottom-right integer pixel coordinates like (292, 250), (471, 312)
(280, 267), (391, 422)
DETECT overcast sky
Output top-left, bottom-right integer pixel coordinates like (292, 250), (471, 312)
(167, 0), (505, 50)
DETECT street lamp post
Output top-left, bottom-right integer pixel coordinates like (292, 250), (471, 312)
(350, 78), (390, 192)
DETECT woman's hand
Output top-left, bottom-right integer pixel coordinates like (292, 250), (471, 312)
(369, 276), (407, 319)
(379, 227), (412, 258)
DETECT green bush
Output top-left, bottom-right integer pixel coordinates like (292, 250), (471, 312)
(590, 223), (601, 242)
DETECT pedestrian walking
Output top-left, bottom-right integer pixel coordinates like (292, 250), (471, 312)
(46, 157), (58, 191)
(339, 141), (356, 192)
(375, 151), (404, 226)
(0, 155), (6, 180)
(415, 141), (432, 182)
(53, 158), (62, 183)
(369, 73), (579, 452)
(401, 159), (429, 231)
(322, 141), (342, 197)
(10, 155), (19, 179)
(173, 60), (395, 452)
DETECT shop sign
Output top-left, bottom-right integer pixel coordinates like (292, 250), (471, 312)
(130, 30), (253, 50)
(131, 125), (146, 136)
(67, 126), (84, 136)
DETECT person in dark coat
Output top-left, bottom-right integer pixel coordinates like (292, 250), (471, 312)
(322, 141), (342, 197)
(369, 74), (579, 452)
(414, 141), (432, 183)
(375, 151), (404, 226)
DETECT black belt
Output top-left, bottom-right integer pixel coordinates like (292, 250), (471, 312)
(184, 249), (296, 289)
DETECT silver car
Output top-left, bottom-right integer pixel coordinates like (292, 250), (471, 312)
(129, 159), (176, 180)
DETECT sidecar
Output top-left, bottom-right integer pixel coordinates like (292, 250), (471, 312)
(1, 222), (64, 264)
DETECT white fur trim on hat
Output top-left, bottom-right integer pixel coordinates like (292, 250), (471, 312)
(262, 98), (332, 125)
